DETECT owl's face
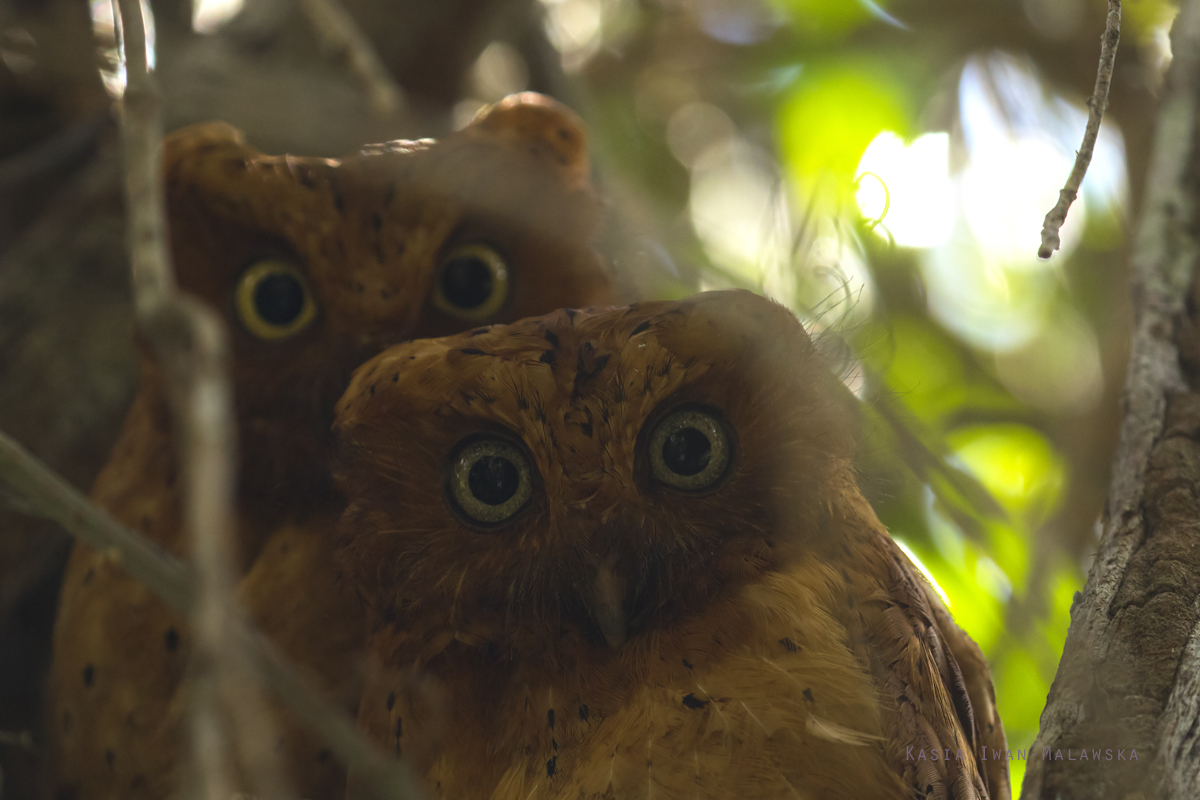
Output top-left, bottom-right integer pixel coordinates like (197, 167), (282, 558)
(335, 290), (855, 657)
(160, 93), (613, 504)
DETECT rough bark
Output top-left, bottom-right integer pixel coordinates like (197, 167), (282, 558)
(1021, 3), (1200, 797)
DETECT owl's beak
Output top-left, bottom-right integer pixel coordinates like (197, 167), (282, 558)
(585, 560), (627, 649)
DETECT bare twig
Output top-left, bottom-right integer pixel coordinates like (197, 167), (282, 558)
(1037, 0), (1121, 259)
(296, 0), (404, 116)
(110, 0), (282, 796)
(0, 434), (192, 610)
(1024, 0), (1200, 795)
(0, 430), (426, 800)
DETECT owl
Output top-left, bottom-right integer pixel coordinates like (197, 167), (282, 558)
(333, 289), (1009, 800)
(46, 92), (616, 800)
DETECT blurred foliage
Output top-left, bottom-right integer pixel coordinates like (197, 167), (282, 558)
(0, 0), (1179, 793)
(490, 0), (1177, 788)
(776, 63), (912, 201)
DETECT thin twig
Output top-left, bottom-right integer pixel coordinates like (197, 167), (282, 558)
(0, 434), (192, 608)
(110, 0), (282, 796)
(1038, 0), (1121, 259)
(1024, 0), (1200, 794)
(111, 0), (173, 308)
(0, 430), (426, 800)
(296, 0), (404, 116)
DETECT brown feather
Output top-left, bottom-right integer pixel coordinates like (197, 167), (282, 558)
(334, 290), (1009, 799)
(45, 93), (616, 800)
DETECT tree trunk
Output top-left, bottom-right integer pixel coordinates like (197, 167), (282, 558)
(1022, 3), (1200, 797)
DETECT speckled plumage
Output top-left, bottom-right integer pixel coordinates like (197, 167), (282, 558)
(46, 93), (615, 800)
(334, 289), (1009, 800)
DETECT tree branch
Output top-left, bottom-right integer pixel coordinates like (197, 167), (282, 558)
(112, 0), (279, 795)
(1037, 0), (1121, 260)
(1023, 0), (1200, 796)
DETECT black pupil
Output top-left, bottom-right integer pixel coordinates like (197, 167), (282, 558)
(253, 272), (305, 326)
(662, 427), (712, 476)
(468, 456), (520, 505)
(440, 255), (494, 310)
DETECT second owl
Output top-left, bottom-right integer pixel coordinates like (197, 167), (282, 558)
(47, 93), (615, 800)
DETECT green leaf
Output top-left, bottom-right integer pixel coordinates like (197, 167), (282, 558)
(769, 0), (888, 36)
(776, 64), (910, 206)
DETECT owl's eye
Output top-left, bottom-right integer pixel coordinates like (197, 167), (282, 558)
(647, 407), (732, 492)
(433, 244), (510, 321)
(447, 437), (534, 526)
(235, 260), (318, 340)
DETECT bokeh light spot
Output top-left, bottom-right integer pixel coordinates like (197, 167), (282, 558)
(470, 41), (530, 102)
(776, 65), (908, 204)
(542, 0), (603, 70)
(995, 309), (1103, 413)
(667, 103), (736, 169)
(856, 131), (954, 248)
(948, 424), (1065, 519)
(193, 0), (243, 33)
(961, 135), (1086, 266)
(690, 139), (790, 285)
(921, 229), (1055, 352)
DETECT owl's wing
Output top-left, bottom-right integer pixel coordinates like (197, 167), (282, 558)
(925, 573), (1010, 799)
(857, 523), (1010, 800)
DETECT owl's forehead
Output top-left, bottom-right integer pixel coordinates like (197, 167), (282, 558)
(356, 304), (696, 409)
(169, 118), (585, 241)
(165, 120), (601, 341)
(340, 291), (802, 441)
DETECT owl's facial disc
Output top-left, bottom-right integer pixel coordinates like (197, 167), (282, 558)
(574, 408), (733, 648)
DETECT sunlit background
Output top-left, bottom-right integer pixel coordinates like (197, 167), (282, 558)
(86, 0), (1177, 789)
(520, 0), (1167, 788)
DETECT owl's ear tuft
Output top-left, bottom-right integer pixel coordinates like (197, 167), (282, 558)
(467, 92), (590, 192)
(690, 289), (810, 340)
(656, 289), (817, 366)
(162, 122), (257, 179)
